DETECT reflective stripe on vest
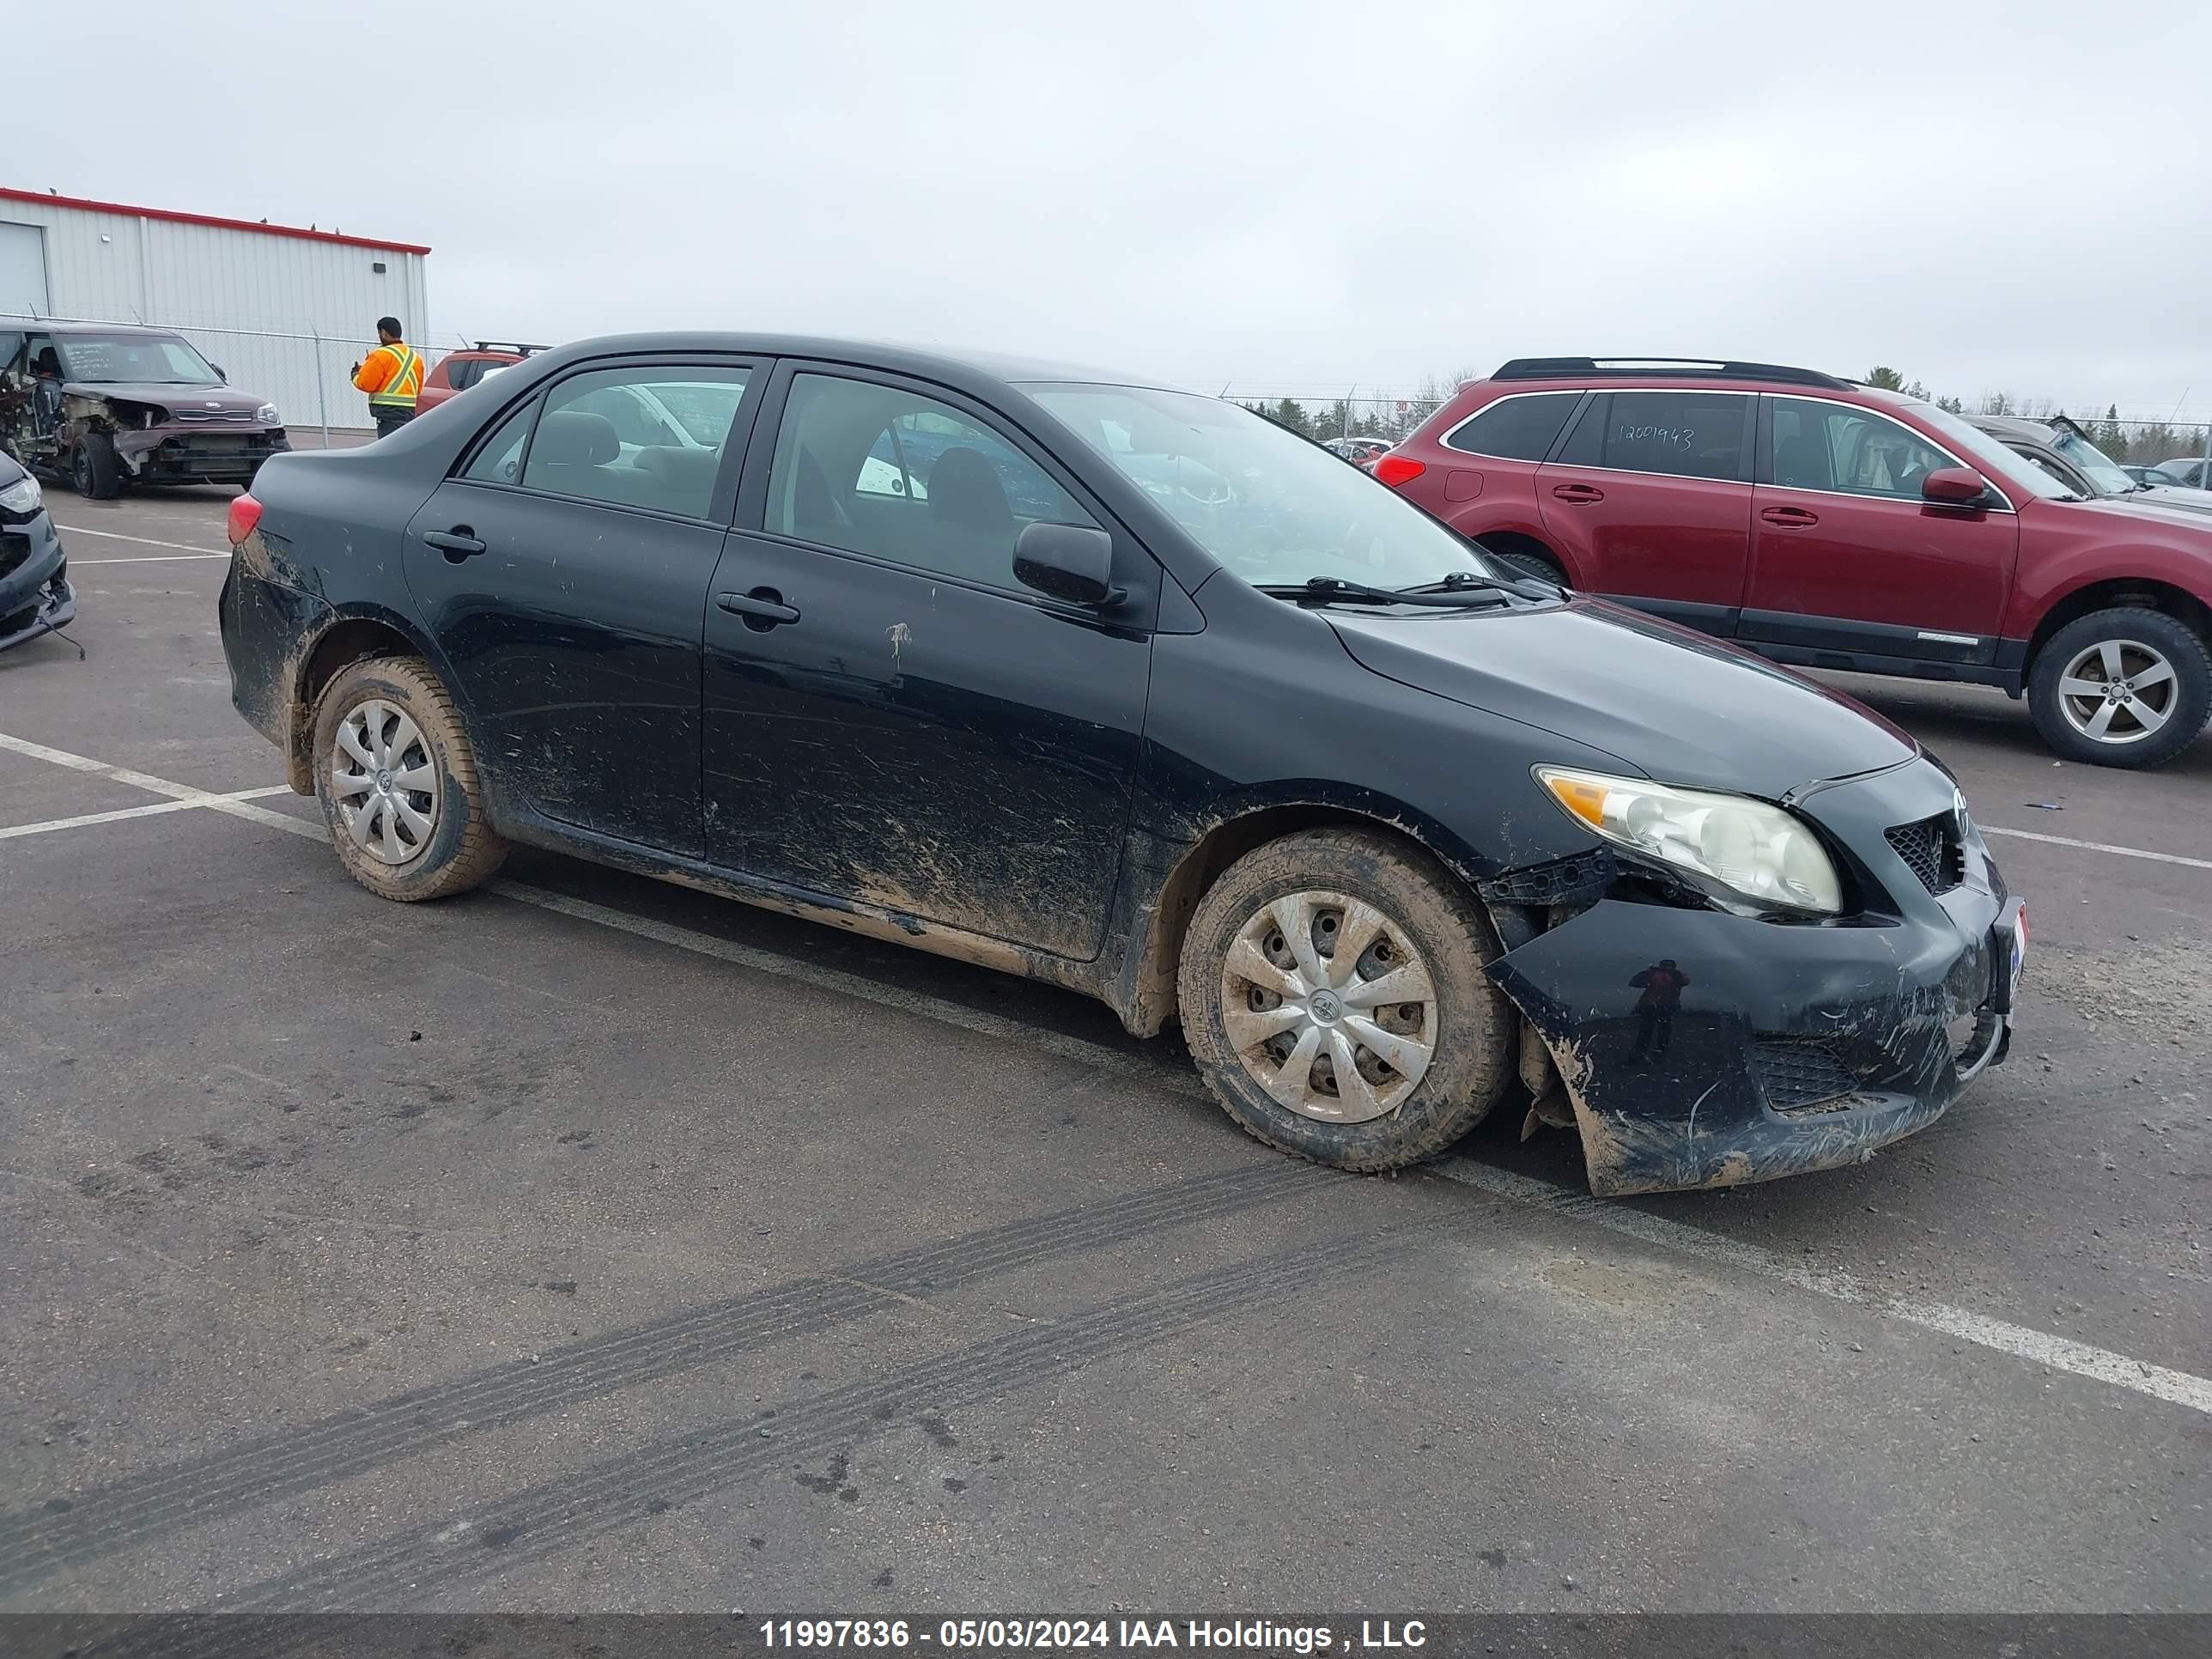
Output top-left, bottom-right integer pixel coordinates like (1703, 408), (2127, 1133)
(369, 343), (422, 405)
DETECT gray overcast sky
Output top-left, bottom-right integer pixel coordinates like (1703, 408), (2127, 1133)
(38, 1), (2212, 418)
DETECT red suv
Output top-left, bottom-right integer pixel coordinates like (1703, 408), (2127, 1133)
(413, 342), (549, 415)
(1379, 358), (2212, 768)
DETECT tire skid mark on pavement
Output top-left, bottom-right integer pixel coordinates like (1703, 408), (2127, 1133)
(108, 1229), (1404, 1639)
(0, 1164), (1331, 1592)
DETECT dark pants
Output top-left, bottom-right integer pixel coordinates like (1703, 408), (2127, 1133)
(372, 404), (416, 438)
(1630, 1004), (1675, 1061)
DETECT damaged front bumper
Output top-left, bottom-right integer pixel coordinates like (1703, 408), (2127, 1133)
(0, 507), (75, 652)
(115, 423), (289, 486)
(1485, 757), (2023, 1196)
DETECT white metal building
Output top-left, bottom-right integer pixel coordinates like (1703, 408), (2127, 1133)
(0, 187), (430, 434)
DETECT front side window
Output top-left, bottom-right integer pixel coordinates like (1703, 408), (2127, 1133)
(1555, 391), (1749, 481)
(1905, 401), (2069, 501)
(1770, 398), (1954, 500)
(55, 333), (222, 386)
(1443, 391), (1580, 461)
(515, 364), (751, 518)
(1031, 383), (1494, 590)
(767, 374), (1098, 590)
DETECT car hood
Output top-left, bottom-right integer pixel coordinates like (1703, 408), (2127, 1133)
(2123, 485), (2212, 517)
(1327, 595), (1917, 799)
(63, 381), (263, 414)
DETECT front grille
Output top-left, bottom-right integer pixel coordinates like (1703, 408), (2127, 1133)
(1751, 1038), (1862, 1116)
(1885, 813), (1964, 895)
(173, 409), (253, 424)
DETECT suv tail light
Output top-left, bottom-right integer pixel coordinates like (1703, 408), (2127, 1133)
(1372, 455), (1426, 489)
(227, 492), (263, 546)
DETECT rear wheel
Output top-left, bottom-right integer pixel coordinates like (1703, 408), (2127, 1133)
(2027, 607), (2210, 769)
(1177, 827), (1512, 1171)
(311, 656), (507, 901)
(73, 431), (121, 500)
(1481, 542), (1567, 587)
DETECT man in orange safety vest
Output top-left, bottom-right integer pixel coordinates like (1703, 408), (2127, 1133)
(352, 317), (425, 438)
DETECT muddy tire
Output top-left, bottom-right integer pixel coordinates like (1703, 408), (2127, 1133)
(310, 656), (507, 902)
(73, 432), (121, 501)
(1177, 827), (1512, 1171)
(2027, 607), (2211, 769)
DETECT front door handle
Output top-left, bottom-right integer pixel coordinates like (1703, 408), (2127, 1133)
(716, 588), (801, 629)
(1759, 506), (1820, 528)
(1551, 483), (1605, 504)
(423, 528), (487, 561)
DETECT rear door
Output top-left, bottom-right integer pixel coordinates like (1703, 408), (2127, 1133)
(1534, 387), (1756, 633)
(1743, 396), (2017, 667)
(401, 355), (761, 856)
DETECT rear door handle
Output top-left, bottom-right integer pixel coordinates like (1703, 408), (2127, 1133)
(1759, 506), (1820, 528)
(716, 588), (801, 629)
(423, 528), (487, 560)
(1551, 483), (1604, 503)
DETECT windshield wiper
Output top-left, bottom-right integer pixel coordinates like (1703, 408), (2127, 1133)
(1255, 576), (1520, 609)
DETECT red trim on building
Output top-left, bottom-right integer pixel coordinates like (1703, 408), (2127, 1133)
(0, 187), (431, 256)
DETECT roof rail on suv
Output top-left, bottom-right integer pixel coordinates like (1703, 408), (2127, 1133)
(1492, 356), (1850, 391)
(471, 341), (550, 356)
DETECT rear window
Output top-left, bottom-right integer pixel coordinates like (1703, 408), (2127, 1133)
(1443, 392), (1580, 461)
(1555, 390), (1751, 481)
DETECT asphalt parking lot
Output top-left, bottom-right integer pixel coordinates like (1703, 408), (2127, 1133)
(2, 486), (2208, 1624)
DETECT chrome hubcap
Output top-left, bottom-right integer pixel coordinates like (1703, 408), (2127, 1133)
(2055, 639), (2177, 745)
(1218, 890), (1437, 1124)
(331, 699), (438, 866)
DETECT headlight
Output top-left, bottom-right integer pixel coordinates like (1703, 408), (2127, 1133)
(1537, 766), (1843, 915)
(256, 403), (281, 425)
(0, 474), (39, 514)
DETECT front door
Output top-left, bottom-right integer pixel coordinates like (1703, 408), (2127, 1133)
(702, 367), (1153, 961)
(1743, 395), (2018, 666)
(1535, 387), (1757, 633)
(402, 357), (758, 855)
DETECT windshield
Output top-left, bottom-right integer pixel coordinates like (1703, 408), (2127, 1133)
(2051, 428), (2137, 495)
(1906, 402), (2076, 501)
(1028, 384), (1493, 589)
(56, 334), (223, 386)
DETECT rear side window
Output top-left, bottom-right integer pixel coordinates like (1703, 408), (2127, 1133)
(463, 398), (538, 484)
(516, 364), (752, 519)
(1443, 392), (1580, 461)
(443, 359), (487, 392)
(1556, 391), (1750, 481)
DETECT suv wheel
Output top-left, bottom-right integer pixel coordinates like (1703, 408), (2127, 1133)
(2027, 607), (2211, 769)
(1177, 827), (1512, 1171)
(1481, 543), (1567, 587)
(73, 432), (122, 500)
(312, 656), (508, 901)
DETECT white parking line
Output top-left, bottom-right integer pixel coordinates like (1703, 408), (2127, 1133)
(1982, 823), (2212, 872)
(1432, 1158), (2212, 1417)
(0, 787), (292, 842)
(5, 725), (2211, 1420)
(50, 523), (229, 557)
(70, 552), (234, 565)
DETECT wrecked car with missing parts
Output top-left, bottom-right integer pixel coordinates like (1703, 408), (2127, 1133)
(0, 323), (288, 498)
(216, 334), (2028, 1195)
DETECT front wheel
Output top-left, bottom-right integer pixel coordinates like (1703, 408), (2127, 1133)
(2027, 607), (2210, 769)
(1177, 827), (1512, 1171)
(311, 656), (507, 901)
(73, 431), (122, 500)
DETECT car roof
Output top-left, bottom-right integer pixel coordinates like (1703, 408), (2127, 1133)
(1968, 412), (2057, 443)
(543, 331), (1187, 395)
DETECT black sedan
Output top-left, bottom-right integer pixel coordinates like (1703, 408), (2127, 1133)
(217, 334), (2027, 1196)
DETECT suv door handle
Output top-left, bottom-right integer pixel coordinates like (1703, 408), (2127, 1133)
(1759, 506), (1820, 528)
(1551, 483), (1605, 504)
(423, 528), (487, 560)
(716, 588), (800, 629)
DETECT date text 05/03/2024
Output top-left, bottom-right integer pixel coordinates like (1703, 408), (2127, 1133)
(758, 1620), (1431, 1651)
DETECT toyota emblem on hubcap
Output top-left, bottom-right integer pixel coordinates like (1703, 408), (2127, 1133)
(1310, 989), (1344, 1024)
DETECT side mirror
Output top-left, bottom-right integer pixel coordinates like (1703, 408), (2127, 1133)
(1922, 466), (1990, 507)
(1014, 521), (1116, 605)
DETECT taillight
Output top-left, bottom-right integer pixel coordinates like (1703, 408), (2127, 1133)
(227, 492), (263, 546)
(1373, 455), (1426, 489)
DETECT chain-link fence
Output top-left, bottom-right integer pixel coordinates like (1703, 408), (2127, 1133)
(0, 310), (459, 444)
